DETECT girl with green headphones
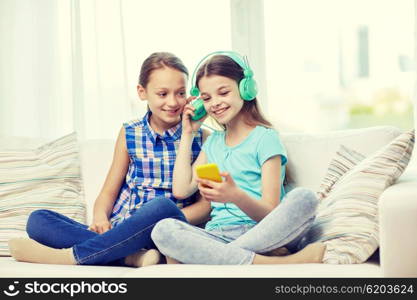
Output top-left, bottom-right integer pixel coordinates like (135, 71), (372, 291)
(151, 51), (326, 265)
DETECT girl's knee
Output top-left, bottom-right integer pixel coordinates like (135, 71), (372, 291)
(26, 209), (52, 238)
(27, 209), (51, 227)
(286, 187), (318, 211)
(154, 197), (186, 220)
(156, 196), (174, 207)
(151, 218), (179, 246)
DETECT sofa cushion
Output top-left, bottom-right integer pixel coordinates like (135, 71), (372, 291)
(317, 145), (366, 200)
(281, 126), (402, 192)
(305, 130), (414, 264)
(0, 133), (86, 256)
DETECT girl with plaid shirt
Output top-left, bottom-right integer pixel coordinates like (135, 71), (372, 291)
(9, 52), (211, 267)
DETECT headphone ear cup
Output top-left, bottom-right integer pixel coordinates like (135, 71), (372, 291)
(239, 77), (258, 101)
(190, 86), (200, 97)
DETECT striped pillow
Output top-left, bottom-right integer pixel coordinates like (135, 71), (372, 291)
(0, 133), (86, 256)
(317, 145), (366, 201)
(305, 130), (414, 264)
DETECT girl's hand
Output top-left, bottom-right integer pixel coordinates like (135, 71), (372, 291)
(88, 218), (112, 234)
(196, 172), (242, 204)
(182, 96), (207, 135)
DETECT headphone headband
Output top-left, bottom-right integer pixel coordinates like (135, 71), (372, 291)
(190, 51), (254, 98)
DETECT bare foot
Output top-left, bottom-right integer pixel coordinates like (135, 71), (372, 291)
(166, 256), (181, 264)
(290, 242), (326, 263)
(264, 247), (291, 256)
(8, 238), (26, 261)
(253, 243), (326, 264)
(125, 249), (161, 267)
(8, 238), (75, 265)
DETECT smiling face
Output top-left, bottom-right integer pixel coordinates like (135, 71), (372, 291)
(198, 75), (244, 125)
(137, 67), (187, 132)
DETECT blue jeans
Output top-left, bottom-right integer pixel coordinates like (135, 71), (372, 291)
(26, 197), (186, 266)
(151, 187), (317, 265)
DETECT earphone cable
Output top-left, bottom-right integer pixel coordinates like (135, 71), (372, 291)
(223, 203), (250, 224)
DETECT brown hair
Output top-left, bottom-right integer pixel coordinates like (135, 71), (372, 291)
(195, 55), (272, 128)
(139, 52), (188, 87)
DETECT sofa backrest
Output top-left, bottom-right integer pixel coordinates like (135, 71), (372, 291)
(79, 125), (402, 224)
(79, 140), (115, 224)
(0, 126), (401, 226)
(281, 126), (402, 192)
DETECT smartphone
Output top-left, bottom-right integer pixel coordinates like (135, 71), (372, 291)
(191, 98), (207, 121)
(196, 163), (222, 182)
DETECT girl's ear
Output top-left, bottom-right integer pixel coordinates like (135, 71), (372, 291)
(137, 84), (147, 101)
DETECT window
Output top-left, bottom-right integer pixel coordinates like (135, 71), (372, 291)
(122, 0), (232, 119)
(0, 0), (231, 139)
(263, 0), (414, 132)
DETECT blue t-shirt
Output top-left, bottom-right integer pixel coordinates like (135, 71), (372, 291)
(202, 126), (287, 231)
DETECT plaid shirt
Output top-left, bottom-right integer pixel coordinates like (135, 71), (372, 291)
(109, 112), (203, 226)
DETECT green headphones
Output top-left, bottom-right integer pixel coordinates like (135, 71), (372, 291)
(190, 51), (258, 101)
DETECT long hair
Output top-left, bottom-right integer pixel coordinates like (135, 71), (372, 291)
(195, 55), (272, 128)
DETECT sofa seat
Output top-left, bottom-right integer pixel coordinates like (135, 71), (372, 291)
(0, 257), (381, 278)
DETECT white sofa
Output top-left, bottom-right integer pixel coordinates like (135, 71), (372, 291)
(1, 126), (417, 278)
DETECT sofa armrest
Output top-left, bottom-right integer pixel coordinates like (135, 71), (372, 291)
(378, 168), (417, 277)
